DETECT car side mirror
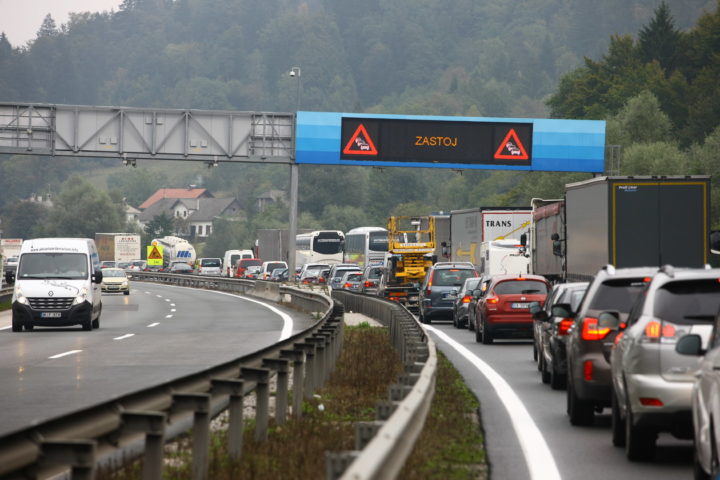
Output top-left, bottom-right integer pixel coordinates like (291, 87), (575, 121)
(597, 310), (621, 330)
(676, 334), (705, 356)
(5, 270), (15, 285)
(551, 303), (574, 319)
(472, 288), (482, 298)
(93, 269), (103, 284)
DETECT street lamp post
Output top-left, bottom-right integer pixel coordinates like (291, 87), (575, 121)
(289, 67), (301, 111)
(288, 66), (302, 279)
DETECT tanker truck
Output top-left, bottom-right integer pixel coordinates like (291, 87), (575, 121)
(151, 236), (196, 268)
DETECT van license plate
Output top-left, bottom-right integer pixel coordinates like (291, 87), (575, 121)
(41, 312), (62, 318)
(511, 303), (530, 309)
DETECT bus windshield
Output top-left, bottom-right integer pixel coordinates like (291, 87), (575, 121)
(368, 231), (389, 252)
(313, 232), (343, 254)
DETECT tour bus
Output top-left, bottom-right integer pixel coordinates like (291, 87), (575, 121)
(295, 230), (344, 266)
(343, 226), (388, 270)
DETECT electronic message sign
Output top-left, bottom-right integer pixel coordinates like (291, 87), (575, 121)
(295, 112), (606, 173)
(340, 117), (532, 166)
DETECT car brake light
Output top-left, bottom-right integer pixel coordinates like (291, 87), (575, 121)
(581, 317), (611, 341)
(364, 280), (376, 288)
(558, 319), (573, 336)
(583, 360), (593, 381)
(343, 282), (351, 288)
(486, 296), (499, 305)
(643, 321), (676, 342)
(639, 397), (664, 407)
(462, 295), (472, 304)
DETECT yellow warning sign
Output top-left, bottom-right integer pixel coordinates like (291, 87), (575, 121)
(147, 245), (163, 266)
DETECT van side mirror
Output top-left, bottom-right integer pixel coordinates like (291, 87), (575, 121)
(676, 334), (704, 356)
(5, 270), (15, 285)
(93, 269), (103, 284)
(597, 310), (621, 330)
(551, 303), (574, 319)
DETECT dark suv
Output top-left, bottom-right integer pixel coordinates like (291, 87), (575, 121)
(565, 265), (656, 426)
(419, 263), (478, 324)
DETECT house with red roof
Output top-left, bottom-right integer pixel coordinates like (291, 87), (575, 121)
(138, 188), (212, 210)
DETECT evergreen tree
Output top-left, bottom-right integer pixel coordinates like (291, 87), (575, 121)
(638, 2), (681, 72)
(36, 14), (58, 38)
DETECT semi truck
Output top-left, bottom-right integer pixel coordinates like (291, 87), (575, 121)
(531, 176), (712, 282)
(377, 216), (436, 312)
(448, 207), (532, 265)
(95, 233), (141, 264)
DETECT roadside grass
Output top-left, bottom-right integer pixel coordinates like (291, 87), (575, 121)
(97, 324), (487, 479)
(0, 299), (10, 311)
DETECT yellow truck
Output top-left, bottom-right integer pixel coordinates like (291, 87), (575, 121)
(378, 216), (436, 311)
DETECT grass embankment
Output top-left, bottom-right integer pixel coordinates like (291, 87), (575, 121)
(99, 324), (486, 479)
(0, 299), (10, 311)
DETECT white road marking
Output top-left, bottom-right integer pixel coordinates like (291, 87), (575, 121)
(0, 326), (11, 330)
(170, 309), (176, 312)
(165, 314), (173, 319)
(156, 294), (163, 298)
(147, 323), (159, 327)
(165, 299), (171, 302)
(49, 350), (82, 359)
(425, 326), (562, 480)
(170, 303), (175, 307)
(114, 334), (135, 340)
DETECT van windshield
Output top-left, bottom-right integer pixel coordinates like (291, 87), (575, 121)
(18, 253), (88, 280)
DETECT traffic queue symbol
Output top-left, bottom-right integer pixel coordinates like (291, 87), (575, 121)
(342, 124), (378, 156)
(493, 128), (529, 160)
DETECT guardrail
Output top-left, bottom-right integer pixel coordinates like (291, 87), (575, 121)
(0, 274), (340, 480)
(0, 274), (436, 480)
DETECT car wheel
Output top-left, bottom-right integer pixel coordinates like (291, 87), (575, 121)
(567, 379), (594, 426)
(452, 313), (458, 328)
(481, 317), (493, 345)
(625, 399), (656, 461)
(475, 322), (482, 343)
(694, 424), (718, 480)
(611, 390), (626, 447)
(11, 316), (22, 332)
(468, 315), (475, 331)
(533, 342), (538, 362)
(694, 449), (711, 480)
(124, 290), (130, 296)
(540, 356), (551, 384)
(549, 359), (566, 390)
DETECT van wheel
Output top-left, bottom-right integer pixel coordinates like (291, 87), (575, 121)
(124, 290), (130, 296)
(82, 318), (92, 331)
(24, 323), (34, 331)
(92, 317), (100, 329)
(11, 316), (22, 332)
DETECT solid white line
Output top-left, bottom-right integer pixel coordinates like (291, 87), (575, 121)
(425, 326), (562, 480)
(49, 349), (82, 359)
(147, 323), (159, 327)
(0, 326), (11, 330)
(201, 290), (294, 341)
(113, 333), (135, 340)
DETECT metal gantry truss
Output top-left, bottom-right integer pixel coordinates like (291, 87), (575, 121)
(0, 103), (295, 164)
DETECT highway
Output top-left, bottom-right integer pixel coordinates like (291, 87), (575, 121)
(427, 322), (694, 480)
(0, 282), (314, 437)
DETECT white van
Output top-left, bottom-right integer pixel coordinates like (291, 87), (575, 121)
(5, 238), (103, 332)
(195, 257), (223, 276)
(260, 260), (288, 280)
(222, 249), (254, 277)
(478, 239), (530, 276)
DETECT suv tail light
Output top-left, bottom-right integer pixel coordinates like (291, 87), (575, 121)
(364, 280), (377, 288)
(558, 319), (574, 336)
(581, 317), (611, 341)
(642, 320), (677, 343)
(462, 294), (472, 304)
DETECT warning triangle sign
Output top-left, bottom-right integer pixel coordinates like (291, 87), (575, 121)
(148, 246), (162, 260)
(342, 124), (378, 156)
(494, 128), (529, 160)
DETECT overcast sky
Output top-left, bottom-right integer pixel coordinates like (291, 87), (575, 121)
(0, 0), (123, 47)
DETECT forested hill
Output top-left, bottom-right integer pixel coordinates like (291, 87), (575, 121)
(1, 0), (719, 247)
(0, 0), (711, 114)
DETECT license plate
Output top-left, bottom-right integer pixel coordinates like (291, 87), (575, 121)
(511, 302), (530, 309)
(40, 312), (62, 318)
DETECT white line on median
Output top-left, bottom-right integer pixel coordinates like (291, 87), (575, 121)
(425, 326), (562, 480)
(113, 334), (135, 340)
(147, 323), (159, 327)
(201, 290), (294, 341)
(0, 326), (11, 330)
(49, 350), (82, 359)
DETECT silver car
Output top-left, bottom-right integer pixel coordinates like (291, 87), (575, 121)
(608, 266), (719, 461)
(676, 308), (720, 478)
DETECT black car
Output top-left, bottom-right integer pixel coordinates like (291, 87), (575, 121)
(452, 276), (484, 329)
(168, 263), (194, 274)
(565, 265), (655, 426)
(419, 262), (478, 324)
(531, 282), (588, 389)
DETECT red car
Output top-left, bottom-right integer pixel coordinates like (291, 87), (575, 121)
(475, 274), (550, 344)
(234, 258), (262, 278)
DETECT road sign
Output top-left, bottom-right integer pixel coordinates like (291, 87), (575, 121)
(147, 245), (163, 266)
(296, 112), (606, 172)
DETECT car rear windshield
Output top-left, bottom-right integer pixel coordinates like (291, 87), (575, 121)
(432, 269), (477, 287)
(494, 280), (548, 295)
(267, 262), (286, 271)
(366, 267), (383, 279)
(201, 259), (221, 267)
(240, 259), (262, 267)
(588, 278), (648, 312)
(654, 279), (720, 325)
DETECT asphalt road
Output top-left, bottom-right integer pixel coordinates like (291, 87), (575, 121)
(426, 322), (694, 480)
(0, 282), (315, 437)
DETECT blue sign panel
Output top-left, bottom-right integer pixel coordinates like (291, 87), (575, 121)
(295, 111), (606, 173)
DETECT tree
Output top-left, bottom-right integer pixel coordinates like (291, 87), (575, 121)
(606, 90), (674, 147)
(144, 212), (175, 238)
(638, 2), (681, 72)
(1, 200), (50, 238)
(36, 14), (58, 39)
(38, 175), (126, 237)
(619, 141), (688, 176)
